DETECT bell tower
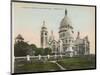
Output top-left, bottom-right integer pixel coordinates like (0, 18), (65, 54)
(76, 31), (80, 39)
(40, 21), (48, 48)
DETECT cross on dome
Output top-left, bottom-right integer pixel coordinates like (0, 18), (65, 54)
(43, 20), (45, 27)
(65, 9), (67, 16)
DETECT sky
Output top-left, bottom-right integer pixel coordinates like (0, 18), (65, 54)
(12, 2), (95, 54)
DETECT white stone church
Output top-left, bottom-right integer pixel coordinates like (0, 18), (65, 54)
(40, 9), (90, 57)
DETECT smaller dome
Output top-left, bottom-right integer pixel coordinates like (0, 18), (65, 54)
(41, 21), (48, 32)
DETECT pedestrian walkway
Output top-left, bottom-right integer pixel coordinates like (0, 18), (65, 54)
(55, 62), (66, 70)
(49, 61), (66, 70)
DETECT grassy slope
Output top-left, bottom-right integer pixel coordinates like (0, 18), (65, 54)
(14, 60), (60, 73)
(14, 55), (96, 73)
(57, 55), (96, 70)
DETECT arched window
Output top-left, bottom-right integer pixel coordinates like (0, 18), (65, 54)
(45, 33), (47, 35)
(66, 40), (67, 43)
(63, 33), (65, 37)
(69, 40), (71, 42)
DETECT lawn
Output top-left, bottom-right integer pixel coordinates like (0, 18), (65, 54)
(57, 55), (96, 70)
(14, 55), (96, 73)
(14, 60), (60, 73)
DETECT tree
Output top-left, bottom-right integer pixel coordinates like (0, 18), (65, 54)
(14, 34), (29, 57)
(44, 48), (52, 55)
(29, 44), (37, 55)
(14, 34), (52, 56)
(14, 41), (29, 57)
(35, 48), (44, 56)
(34, 47), (52, 55)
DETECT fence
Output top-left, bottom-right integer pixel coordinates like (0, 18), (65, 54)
(15, 54), (67, 62)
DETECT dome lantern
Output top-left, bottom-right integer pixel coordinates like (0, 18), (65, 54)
(65, 9), (67, 16)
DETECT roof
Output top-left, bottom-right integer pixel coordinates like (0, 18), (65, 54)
(16, 34), (24, 40)
(74, 39), (84, 45)
(60, 10), (72, 29)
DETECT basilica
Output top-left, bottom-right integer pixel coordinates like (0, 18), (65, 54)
(40, 9), (90, 57)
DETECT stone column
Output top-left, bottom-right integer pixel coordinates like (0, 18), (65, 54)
(27, 55), (30, 61)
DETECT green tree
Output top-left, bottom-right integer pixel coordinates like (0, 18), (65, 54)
(14, 34), (29, 57)
(35, 48), (44, 56)
(44, 48), (52, 55)
(14, 41), (29, 57)
(34, 47), (52, 55)
(30, 44), (37, 49)
(29, 44), (37, 55)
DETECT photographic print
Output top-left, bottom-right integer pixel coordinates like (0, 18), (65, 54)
(11, 1), (96, 74)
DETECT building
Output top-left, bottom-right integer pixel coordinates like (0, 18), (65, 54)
(40, 9), (90, 57)
(48, 31), (58, 54)
(59, 9), (74, 57)
(74, 32), (90, 56)
(40, 21), (48, 48)
(15, 34), (24, 43)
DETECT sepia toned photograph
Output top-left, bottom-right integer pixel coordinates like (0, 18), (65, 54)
(11, 1), (96, 74)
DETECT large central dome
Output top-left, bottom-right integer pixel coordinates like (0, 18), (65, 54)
(60, 9), (72, 28)
(59, 9), (74, 38)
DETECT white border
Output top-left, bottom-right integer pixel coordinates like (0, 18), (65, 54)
(0, 0), (99, 75)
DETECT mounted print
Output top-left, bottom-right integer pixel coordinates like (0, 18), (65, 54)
(11, 0), (96, 74)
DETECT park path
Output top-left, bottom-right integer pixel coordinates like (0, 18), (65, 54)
(49, 61), (66, 70)
(55, 62), (66, 70)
